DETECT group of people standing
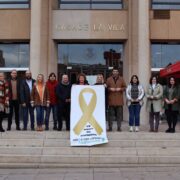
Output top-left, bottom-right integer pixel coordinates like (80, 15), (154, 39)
(0, 70), (71, 132)
(0, 67), (179, 133)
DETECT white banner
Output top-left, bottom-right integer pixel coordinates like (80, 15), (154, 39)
(70, 85), (108, 146)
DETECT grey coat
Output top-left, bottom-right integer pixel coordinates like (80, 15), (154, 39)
(146, 83), (163, 112)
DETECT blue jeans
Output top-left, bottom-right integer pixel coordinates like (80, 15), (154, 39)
(45, 105), (58, 128)
(36, 106), (45, 126)
(128, 104), (141, 126)
(22, 104), (35, 129)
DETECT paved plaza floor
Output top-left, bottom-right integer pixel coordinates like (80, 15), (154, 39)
(0, 167), (180, 180)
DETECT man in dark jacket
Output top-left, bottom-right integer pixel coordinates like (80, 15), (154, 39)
(7, 69), (21, 131)
(56, 74), (71, 131)
(20, 70), (36, 130)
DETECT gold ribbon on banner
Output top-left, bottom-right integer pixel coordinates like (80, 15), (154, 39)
(73, 88), (103, 135)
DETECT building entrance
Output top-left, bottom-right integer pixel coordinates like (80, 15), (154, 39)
(58, 43), (123, 84)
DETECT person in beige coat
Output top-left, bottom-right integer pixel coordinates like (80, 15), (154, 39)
(146, 76), (163, 132)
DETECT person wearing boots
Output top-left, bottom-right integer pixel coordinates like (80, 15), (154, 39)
(7, 69), (21, 131)
(164, 77), (179, 133)
(106, 67), (126, 131)
(146, 76), (163, 132)
(0, 72), (9, 132)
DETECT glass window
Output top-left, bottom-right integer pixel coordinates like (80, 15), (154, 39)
(0, 44), (29, 68)
(0, 0), (29, 9)
(58, 43), (123, 83)
(151, 43), (180, 68)
(152, 0), (180, 10)
(59, 0), (123, 10)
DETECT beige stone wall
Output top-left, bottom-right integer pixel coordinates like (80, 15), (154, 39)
(150, 10), (180, 40)
(52, 10), (128, 40)
(0, 10), (30, 40)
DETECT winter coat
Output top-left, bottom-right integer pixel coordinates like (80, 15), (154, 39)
(146, 83), (163, 112)
(106, 76), (126, 106)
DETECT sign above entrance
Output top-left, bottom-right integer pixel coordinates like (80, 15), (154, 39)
(55, 23), (125, 32)
(52, 10), (127, 40)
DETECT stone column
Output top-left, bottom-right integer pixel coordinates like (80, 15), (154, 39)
(47, 0), (58, 76)
(30, 0), (49, 80)
(124, 0), (150, 124)
(137, 0), (151, 124)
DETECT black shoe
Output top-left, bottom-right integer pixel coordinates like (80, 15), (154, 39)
(53, 126), (57, 130)
(16, 127), (21, 131)
(7, 127), (11, 131)
(117, 127), (121, 132)
(57, 128), (62, 131)
(170, 128), (175, 133)
(31, 128), (35, 131)
(0, 129), (5, 132)
(23, 128), (27, 131)
(45, 127), (49, 131)
(108, 127), (112, 131)
(165, 128), (171, 133)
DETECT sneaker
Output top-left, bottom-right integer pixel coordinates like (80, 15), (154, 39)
(129, 126), (133, 132)
(135, 126), (139, 132)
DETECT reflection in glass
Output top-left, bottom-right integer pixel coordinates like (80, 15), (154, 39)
(58, 44), (123, 83)
(0, 0), (29, 9)
(152, 0), (180, 10)
(59, 0), (123, 9)
(151, 43), (180, 68)
(0, 44), (29, 68)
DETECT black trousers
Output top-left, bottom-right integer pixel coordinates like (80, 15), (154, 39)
(57, 103), (70, 130)
(165, 106), (178, 130)
(0, 112), (5, 130)
(7, 100), (20, 129)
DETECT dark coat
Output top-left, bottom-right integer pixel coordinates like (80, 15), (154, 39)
(164, 85), (179, 111)
(20, 79), (36, 105)
(56, 83), (72, 106)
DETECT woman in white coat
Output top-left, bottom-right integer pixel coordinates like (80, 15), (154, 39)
(126, 75), (145, 132)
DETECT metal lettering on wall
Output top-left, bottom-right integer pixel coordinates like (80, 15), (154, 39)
(55, 24), (125, 32)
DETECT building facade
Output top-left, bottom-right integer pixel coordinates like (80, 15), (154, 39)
(0, 0), (180, 123)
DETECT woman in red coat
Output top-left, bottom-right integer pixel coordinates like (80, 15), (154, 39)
(45, 73), (58, 130)
(0, 72), (9, 132)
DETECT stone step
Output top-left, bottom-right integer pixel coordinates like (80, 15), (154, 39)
(0, 154), (180, 166)
(1, 139), (180, 148)
(0, 147), (179, 156)
(1, 131), (180, 140)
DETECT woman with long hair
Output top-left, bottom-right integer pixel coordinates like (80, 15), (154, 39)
(126, 75), (145, 132)
(0, 72), (9, 132)
(76, 73), (89, 85)
(31, 74), (50, 131)
(164, 77), (179, 133)
(45, 73), (58, 130)
(146, 76), (163, 132)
